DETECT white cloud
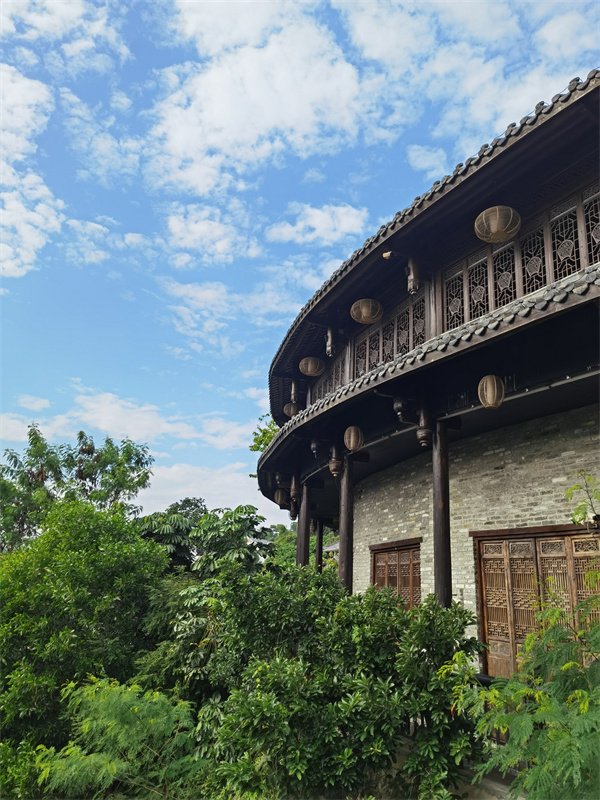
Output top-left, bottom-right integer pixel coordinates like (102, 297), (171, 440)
(167, 204), (261, 264)
(65, 219), (110, 265)
(136, 460), (289, 525)
(0, 63), (53, 164)
(302, 168), (326, 184)
(1, 413), (31, 442)
(1, 166), (65, 278)
(198, 416), (256, 450)
(428, 1), (521, 44)
(18, 394), (50, 411)
(147, 19), (362, 193)
(267, 202), (368, 245)
(72, 391), (200, 443)
(59, 89), (141, 186)
(172, 0), (298, 57)
(242, 387), (270, 414)
(1, 0), (130, 75)
(406, 144), (449, 182)
(534, 11), (598, 60)
(162, 344), (191, 361)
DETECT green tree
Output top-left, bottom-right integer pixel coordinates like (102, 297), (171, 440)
(0, 425), (153, 551)
(165, 496), (207, 527)
(0, 499), (167, 750)
(248, 414), (279, 454)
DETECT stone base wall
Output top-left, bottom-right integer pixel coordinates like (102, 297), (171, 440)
(353, 404), (599, 614)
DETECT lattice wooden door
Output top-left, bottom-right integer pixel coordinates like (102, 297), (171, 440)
(479, 532), (600, 677)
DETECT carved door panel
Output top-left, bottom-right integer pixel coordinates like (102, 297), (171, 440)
(479, 532), (600, 678)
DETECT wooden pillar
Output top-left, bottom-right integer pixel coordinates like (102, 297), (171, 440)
(432, 419), (452, 607)
(314, 519), (323, 573)
(338, 455), (354, 593)
(296, 482), (311, 566)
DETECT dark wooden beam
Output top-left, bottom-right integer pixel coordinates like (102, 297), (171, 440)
(296, 482), (311, 566)
(432, 419), (452, 607)
(314, 519), (323, 573)
(338, 455), (354, 593)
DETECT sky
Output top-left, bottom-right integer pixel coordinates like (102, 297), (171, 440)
(1, 0), (598, 525)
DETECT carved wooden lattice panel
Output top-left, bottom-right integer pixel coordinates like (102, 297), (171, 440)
(468, 256), (489, 320)
(382, 321), (395, 363)
(493, 245), (516, 307)
(412, 295), (426, 346)
(584, 188), (600, 266)
(550, 201), (581, 279)
(444, 265), (464, 330)
(520, 224), (546, 295)
(355, 338), (367, 379)
(373, 545), (420, 608)
(396, 306), (410, 355)
(368, 330), (381, 372)
(479, 532), (600, 678)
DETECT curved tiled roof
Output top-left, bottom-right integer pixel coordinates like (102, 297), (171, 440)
(259, 264), (600, 469)
(268, 69), (600, 385)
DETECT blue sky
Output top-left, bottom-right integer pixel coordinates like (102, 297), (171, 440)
(1, 0), (598, 524)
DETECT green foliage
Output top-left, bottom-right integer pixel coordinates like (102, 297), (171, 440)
(190, 504), (275, 580)
(188, 564), (482, 799)
(0, 500), (167, 749)
(0, 738), (40, 800)
(165, 496), (208, 527)
(449, 573), (600, 800)
(0, 425), (153, 550)
(566, 470), (600, 526)
(269, 521), (338, 567)
(140, 512), (197, 570)
(248, 414), (279, 453)
(36, 677), (204, 799)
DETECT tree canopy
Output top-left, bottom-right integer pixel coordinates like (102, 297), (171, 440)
(0, 425), (153, 550)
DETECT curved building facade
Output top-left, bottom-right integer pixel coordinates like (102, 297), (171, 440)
(258, 71), (600, 677)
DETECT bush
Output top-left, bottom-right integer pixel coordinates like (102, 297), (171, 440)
(450, 570), (600, 800)
(0, 500), (167, 750)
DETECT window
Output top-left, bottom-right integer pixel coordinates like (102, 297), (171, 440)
(472, 526), (600, 678)
(370, 537), (421, 608)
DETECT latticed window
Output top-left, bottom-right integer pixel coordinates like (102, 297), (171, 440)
(520, 222), (546, 294)
(444, 265), (464, 330)
(353, 290), (427, 379)
(468, 252), (489, 320)
(355, 338), (367, 378)
(370, 538), (421, 608)
(550, 199), (581, 279)
(313, 351), (347, 400)
(492, 244), (516, 307)
(584, 184), (600, 266)
(442, 182), (596, 330)
(473, 528), (600, 678)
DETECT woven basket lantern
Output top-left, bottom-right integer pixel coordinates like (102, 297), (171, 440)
(478, 375), (505, 409)
(474, 206), (521, 243)
(283, 401), (300, 417)
(274, 488), (289, 509)
(350, 298), (383, 325)
(344, 425), (364, 452)
(299, 357), (325, 377)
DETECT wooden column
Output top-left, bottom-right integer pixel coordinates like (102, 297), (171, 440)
(432, 419), (452, 607)
(338, 455), (354, 593)
(296, 482), (311, 566)
(314, 519), (323, 573)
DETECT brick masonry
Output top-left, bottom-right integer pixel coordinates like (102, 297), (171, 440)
(353, 404), (600, 616)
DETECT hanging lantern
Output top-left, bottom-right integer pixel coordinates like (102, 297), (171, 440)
(329, 457), (342, 477)
(478, 375), (505, 409)
(474, 206), (521, 243)
(274, 488), (289, 509)
(299, 357), (325, 376)
(350, 298), (383, 325)
(344, 425), (364, 452)
(283, 401), (300, 417)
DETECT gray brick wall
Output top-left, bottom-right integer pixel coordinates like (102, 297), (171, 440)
(353, 404), (599, 614)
